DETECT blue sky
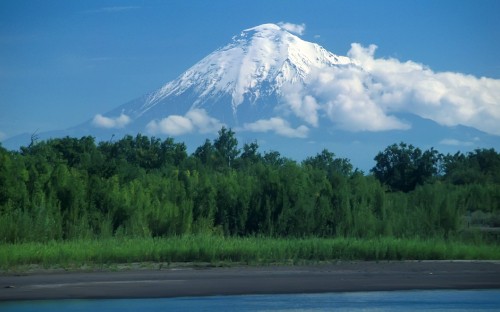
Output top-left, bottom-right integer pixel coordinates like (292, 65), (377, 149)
(1, 0), (499, 142)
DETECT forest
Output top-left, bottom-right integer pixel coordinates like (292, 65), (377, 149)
(1, 127), (499, 245)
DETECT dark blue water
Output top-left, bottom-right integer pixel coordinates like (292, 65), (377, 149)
(2, 290), (500, 311)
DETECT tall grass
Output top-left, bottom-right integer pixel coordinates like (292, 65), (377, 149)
(1, 236), (499, 271)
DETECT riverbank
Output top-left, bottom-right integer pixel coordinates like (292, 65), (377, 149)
(1, 261), (500, 301)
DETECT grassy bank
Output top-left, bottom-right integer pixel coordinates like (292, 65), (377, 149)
(1, 236), (499, 271)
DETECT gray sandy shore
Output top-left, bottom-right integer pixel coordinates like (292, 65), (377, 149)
(1, 261), (499, 301)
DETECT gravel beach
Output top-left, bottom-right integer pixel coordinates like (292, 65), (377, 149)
(1, 261), (499, 301)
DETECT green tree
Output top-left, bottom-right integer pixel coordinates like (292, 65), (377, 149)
(193, 139), (215, 167)
(214, 127), (239, 168)
(444, 149), (500, 184)
(371, 142), (440, 192)
(263, 150), (286, 167)
(303, 149), (353, 177)
(238, 141), (261, 168)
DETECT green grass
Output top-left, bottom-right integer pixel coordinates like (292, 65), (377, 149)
(1, 235), (499, 271)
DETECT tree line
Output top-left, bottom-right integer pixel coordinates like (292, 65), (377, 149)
(0, 128), (499, 243)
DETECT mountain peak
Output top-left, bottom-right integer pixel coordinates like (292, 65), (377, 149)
(140, 23), (352, 118)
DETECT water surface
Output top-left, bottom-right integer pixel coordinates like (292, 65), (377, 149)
(2, 289), (500, 311)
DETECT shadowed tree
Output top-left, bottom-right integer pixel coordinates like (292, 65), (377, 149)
(303, 149), (353, 177)
(443, 148), (500, 184)
(194, 139), (215, 167)
(371, 142), (441, 192)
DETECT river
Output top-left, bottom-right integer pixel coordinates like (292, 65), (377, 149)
(2, 289), (500, 311)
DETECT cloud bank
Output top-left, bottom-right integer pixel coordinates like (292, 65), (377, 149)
(279, 43), (500, 136)
(439, 138), (476, 147)
(92, 113), (131, 129)
(146, 109), (224, 136)
(243, 117), (309, 138)
(278, 22), (306, 35)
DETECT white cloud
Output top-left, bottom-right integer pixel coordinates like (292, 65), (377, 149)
(277, 43), (500, 135)
(279, 64), (410, 132)
(92, 113), (131, 129)
(347, 43), (500, 135)
(146, 109), (224, 136)
(243, 117), (309, 138)
(0, 131), (6, 142)
(315, 66), (410, 131)
(147, 115), (193, 136)
(439, 139), (475, 147)
(281, 84), (320, 127)
(278, 22), (306, 35)
(185, 108), (225, 134)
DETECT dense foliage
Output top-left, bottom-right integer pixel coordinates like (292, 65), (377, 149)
(0, 128), (499, 243)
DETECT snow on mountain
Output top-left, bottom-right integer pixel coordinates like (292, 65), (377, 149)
(128, 23), (352, 120)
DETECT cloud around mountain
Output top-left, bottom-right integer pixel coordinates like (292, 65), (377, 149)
(92, 113), (131, 129)
(0, 130), (7, 142)
(345, 43), (500, 136)
(277, 22), (306, 35)
(146, 109), (225, 136)
(278, 42), (500, 135)
(242, 117), (309, 138)
(439, 138), (477, 147)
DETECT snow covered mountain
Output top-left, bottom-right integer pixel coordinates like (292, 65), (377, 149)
(100, 23), (355, 136)
(141, 23), (351, 116)
(4, 23), (499, 170)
